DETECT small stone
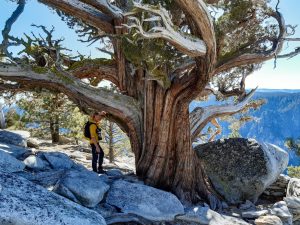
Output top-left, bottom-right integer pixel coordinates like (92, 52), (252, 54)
(242, 210), (268, 219)
(284, 197), (300, 212)
(270, 201), (293, 225)
(106, 169), (123, 177)
(239, 200), (256, 211)
(23, 155), (49, 170)
(222, 201), (229, 209)
(287, 178), (300, 197)
(177, 205), (250, 225)
(255, 215), (283, 225)
(284, 196), (300, 220)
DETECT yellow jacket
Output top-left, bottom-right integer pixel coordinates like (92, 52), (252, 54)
(88, 118), (101, 144)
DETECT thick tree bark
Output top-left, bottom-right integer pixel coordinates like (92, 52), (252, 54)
(135, 81), (216, 204)
(50, 116), (59, 143)
(108, 121), (114, 163)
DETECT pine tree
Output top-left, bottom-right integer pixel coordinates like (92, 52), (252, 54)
(17, 91), (87, 143)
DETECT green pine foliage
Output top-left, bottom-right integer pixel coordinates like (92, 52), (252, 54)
(5, 108), (24, 129)
(122, 37), (181, 88)
(98, 83), (132, 161)
(285, 137), (300, 178)
(285, 137), (300, 156)
(63, 107), (89, 143)
(287, 166), (300, 179)
(100, 119), (131, 163)
(17, 91), (88, 142)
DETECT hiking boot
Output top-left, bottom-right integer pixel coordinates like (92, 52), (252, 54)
(98, 169), (106, 174)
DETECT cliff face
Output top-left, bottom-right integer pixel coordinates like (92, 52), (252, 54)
(190, 90), (300, 166)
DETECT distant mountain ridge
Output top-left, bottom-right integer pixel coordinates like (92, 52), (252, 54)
(240, 90), (300, 166)
(248, 89), (300, 93)
(190, 89), (300, 166)
(3, 90), (300, 166)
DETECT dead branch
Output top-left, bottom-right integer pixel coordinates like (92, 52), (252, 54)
(190, 88), (257, 141)
(122, 1), (207, 57)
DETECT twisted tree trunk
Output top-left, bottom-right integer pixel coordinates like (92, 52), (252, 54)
(135, 81), (216, 204)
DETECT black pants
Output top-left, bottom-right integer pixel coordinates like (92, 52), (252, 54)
(91, 143), (104, 172)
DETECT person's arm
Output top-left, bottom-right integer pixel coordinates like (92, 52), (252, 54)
(90, 124), (101, 153)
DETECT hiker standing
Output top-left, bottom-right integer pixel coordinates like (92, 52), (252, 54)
(85, 111), (106, 173)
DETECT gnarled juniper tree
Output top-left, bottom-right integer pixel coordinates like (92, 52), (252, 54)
(0, 0), (299, 208)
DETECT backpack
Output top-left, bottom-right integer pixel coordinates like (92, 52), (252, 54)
(84, 121), (102, 140)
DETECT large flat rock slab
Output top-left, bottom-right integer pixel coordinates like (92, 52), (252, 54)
(54, 170), (109, 208)
(106, 180), (184, 221)
(0, 172), (106, 225)
(0, 142), (31, 159)
(0, 150), (25, 173)
(0, 129), (29, 147)
(41, 152), (74, 169)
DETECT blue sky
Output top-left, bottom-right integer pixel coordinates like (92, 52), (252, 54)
(246, 0), (300, 89)
(0, 0), (104, 58)
(0, 0), (299, 89)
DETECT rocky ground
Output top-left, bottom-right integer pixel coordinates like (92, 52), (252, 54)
(31, 138), (136, 173)
(1, 129), (300, 225)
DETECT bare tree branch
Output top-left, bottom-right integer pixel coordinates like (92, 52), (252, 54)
(0, 63), (142, 151)
(214, 10), (286, 75)
(284, 38), (300, 41)
(190, 88), (257, 141)
(96, 47), (114, 56)
(6, 25), (74, 69)
(38, 0), (114, 34)
(171, 59), (196, 80)
(175, 0), (216, 68)
(277, 47), (300, 59)
(277, 37), (300, 59)
(80, 0), (123, 19)
(0, 0), (25, 59)
(70, 60), (119, 86)
(208, 118), (221, 142)
(0, 81), (27, 93)
(122, 1), (207, 57)
(205, 0), (221, 4)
